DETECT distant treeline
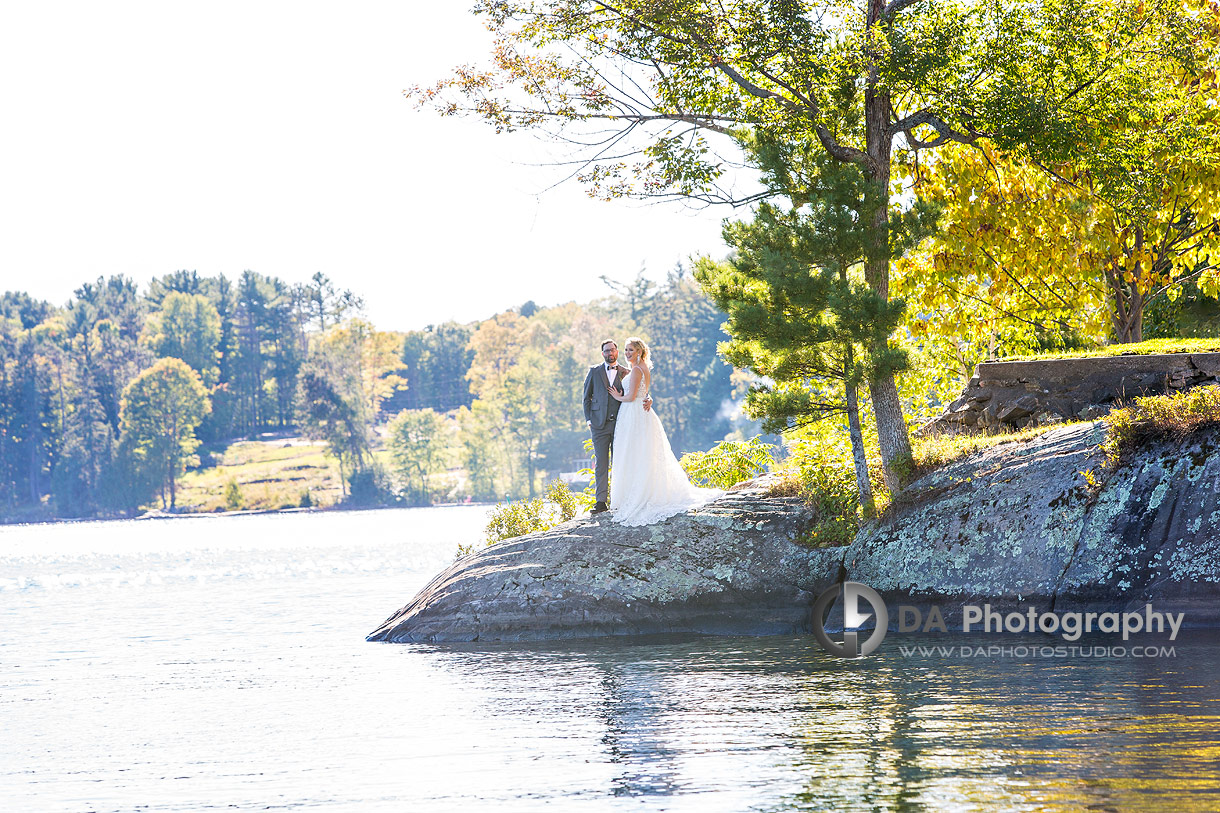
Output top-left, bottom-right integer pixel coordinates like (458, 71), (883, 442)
(0, 266), (740, 520)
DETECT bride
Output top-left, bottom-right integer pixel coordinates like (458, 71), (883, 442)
(603, 337), (723, 526)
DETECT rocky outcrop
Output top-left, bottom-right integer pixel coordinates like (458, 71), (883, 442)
(922, 352), (1220, 436)
(847, 422), (1220, 628)
(367, 480), (842, 642)
(369, 422), (1220, 642)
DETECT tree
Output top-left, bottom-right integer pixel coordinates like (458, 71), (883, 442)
(457, 400), (508, 500)
(298, 367), (369, 497)
(302, 271), (364, 331)
(118, 357), (211, 511)
(298, 319), (405, 497)
(146, 270), (206, 306)
(398, 322), (475, 412)
(388, 408), (452, 504)
(898, 136), (1220, 351)
(143, 292), (222, 385)
(697, 149), (918, 512)
(410, 0), (1204, 487)
(637, 264), (732, 454)
(600, 268), (655, 324)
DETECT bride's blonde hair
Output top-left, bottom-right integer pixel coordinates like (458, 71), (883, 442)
(625, 336), (650, 367)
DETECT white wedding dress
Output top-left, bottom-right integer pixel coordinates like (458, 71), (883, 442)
(610, 367), (723, 526)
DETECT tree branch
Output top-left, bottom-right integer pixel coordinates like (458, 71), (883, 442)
(881, 0), (921, 21)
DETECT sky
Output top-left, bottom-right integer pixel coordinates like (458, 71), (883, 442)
(0, 1), (738, 333)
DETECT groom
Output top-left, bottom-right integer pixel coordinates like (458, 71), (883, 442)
(582, 339), (648, 513)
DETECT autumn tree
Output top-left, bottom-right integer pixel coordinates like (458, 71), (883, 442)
(411, 0), (1203, 487)
(298, 319), (405, 498)
(118, 357), (211, 511)
(898, 135), (1220, 353)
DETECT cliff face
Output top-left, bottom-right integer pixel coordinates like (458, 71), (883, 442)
(368, 423), (1220, 643)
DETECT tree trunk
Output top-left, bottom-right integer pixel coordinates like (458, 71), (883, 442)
(862, 0), (914, 491)
(169, 414), (179, 510)
(843, 360), (876, 518)
(1111, 275), (1144, 344)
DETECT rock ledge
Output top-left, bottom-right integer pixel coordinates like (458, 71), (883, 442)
(367, 477), (839, 642)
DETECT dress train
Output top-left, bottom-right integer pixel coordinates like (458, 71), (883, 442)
(609, 397), (722, 526)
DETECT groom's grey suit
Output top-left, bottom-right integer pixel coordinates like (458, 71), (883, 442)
(583, 362), (629, 505)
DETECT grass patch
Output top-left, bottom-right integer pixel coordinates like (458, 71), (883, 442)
(772, 419), (1099, 543)
(1101, 386), (1220, 467)
(1001, 338), (1220, 362)
(170, 439), (343, 512)
(910, 420), (1091, 479)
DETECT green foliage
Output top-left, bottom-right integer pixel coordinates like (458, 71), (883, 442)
(695, 143), (913, 501)
(482, 479), (582, 547)
(1101, 386), (1220, 467)
(297, 367), (369, 496)
(769, 464), (861, 548)
(680, 437), (775, 489)
(346, 464), (394, 507)
(573, 437), (598, 510)
(398, 322), (475, 412)
(456, 401), (507, 501)
(1145, 279), (1220, 340)
(387, 408), (452, 505)
(223, 477), (243, 510)
(695, 149), (912, 434)
(1003, 338), (1220, 362)
(543, 478), (580, 524)
(142, 292), (221, 386)
(484, 499), (550, 545)
(119, 357), (212, 510)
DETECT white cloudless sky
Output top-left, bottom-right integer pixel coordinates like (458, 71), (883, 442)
(0, 1), (740, 332)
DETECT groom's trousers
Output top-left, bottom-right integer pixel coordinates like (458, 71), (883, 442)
(591, 418), (616, 505)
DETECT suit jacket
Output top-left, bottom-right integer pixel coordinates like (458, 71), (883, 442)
(583, 363), (629, 430)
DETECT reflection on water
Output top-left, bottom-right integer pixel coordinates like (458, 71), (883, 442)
(1, 508), (1218, 811)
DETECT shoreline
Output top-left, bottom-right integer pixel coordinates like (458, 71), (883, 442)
(0, 500), (496, 529)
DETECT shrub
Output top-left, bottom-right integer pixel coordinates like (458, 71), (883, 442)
(347, 465), (394, 506)
(543, 478), (580, 523)
(680, 437), (776, 489)
(794, 464), (861, 547)
(484, 499), (551, 543)
(478, 479), (584, 550)
(767, 463), (862, 547)
(1102, 385), (1220, 467)
(223, 477), (243, 511)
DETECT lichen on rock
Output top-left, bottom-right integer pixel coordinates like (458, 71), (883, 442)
(367, 476), (843, 643)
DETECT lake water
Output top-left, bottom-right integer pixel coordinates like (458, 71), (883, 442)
(2, 507), (1218, 812)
